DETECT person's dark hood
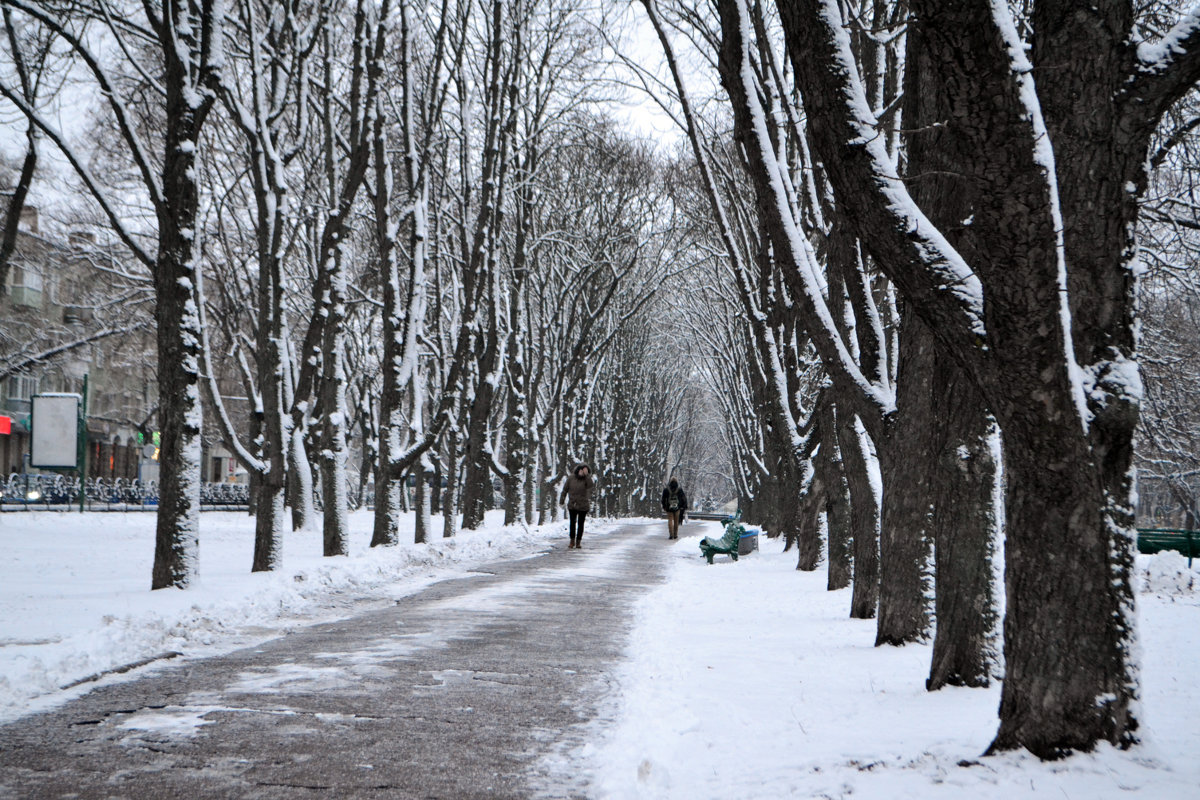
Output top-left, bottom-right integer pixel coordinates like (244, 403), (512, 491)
(574, 463), (589, 477)
(668, 478), (679, 490)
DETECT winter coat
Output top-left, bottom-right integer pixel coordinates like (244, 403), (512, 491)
(560, 465), (596, 511)
(662, 484), (688, 513)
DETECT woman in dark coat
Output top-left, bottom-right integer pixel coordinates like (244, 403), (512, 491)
(559, 463), (595, 549)
(661, 477), (688, 540)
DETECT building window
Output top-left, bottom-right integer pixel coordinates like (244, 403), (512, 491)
(8, 264), (44, 308)
(5, 374), (37, 413)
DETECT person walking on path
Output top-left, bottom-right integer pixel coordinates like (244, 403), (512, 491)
(661, 478), (688, 540)
(560, 463), (595, 549)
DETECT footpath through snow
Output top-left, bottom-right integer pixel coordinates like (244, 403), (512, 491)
(0, 509), (594, 723)
(1, 512), (1198, 798)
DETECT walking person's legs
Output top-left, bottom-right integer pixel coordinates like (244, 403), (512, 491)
(568, 509), (578, 548)
(666, 511), (678, 539)
(575, 509), (587, 547)
(569, 509), (588, 548)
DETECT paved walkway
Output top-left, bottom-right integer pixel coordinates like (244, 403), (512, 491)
(0, 520), (688, 799)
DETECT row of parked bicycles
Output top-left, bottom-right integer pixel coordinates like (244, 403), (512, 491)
(0, 474), (251, 511)
(0, 473), (379, 513)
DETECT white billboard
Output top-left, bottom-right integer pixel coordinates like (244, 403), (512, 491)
(31, 393), (81, 469)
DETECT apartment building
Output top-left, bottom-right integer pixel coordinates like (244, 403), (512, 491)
(1, 206), (158, 482)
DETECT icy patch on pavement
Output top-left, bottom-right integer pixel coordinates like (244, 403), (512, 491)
(119, 705), (216, 739)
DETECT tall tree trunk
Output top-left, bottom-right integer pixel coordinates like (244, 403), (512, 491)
(460, 325), (501, 529)
(524, 442), (536, 525)
(927, 387), (999, 690)
(318, 247), (350, 557)
(442, 427), (460, 538)
(875, 314), (935, 646)
(788, 454), (820, 571)
(150, 78), (205, 590)
(289, 425), (316, 530)
(820, 413), (853, 591)
(838, 410), (879, 618)
(989, 428), (1129, 755)
(414, 454), (431, 544)
(502, 340), (526, 525)
(902, 20), (1000, 681)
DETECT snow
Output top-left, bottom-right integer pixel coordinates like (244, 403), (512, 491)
(1137, 7), (1200, 74)
(0, 509), (609, 723)
(3, 514), (1197, 798)
(580, 523), (1200, 800)
(1140, 550), (1196, 595)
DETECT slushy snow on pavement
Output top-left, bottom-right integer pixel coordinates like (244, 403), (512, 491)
(0, 509), (593, 722)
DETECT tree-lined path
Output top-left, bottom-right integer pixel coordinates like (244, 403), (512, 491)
(0, 522), (689, 799)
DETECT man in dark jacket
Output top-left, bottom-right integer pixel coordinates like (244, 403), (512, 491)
(559, 463), (595, 549)
(661, 478), (688, 540)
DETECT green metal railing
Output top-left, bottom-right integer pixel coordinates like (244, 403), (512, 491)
(1136, 528), (1199, 568)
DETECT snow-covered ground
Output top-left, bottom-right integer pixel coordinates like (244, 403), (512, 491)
(0, 508), (593, 722)
(2, 512), (1197, 799)
(585, 522), (1200, 800)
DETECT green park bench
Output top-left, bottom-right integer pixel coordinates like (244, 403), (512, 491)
(1137, 528), (1199, 568)
(700, 519), (744, 564)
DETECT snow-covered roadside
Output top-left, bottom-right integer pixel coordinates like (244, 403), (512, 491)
(0, 508), (607, 723)
(585, 522), (1200, 800)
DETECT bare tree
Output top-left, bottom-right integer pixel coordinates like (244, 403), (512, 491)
(0, 0), (224, 589)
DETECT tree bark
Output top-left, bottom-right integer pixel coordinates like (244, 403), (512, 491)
(442, 427), (460, 538)
(823, 439), (853, 592)
(150, 53), (207, 591)
(776, 0), (1145, 754)
(927, 381), (999, 690)
(903, 20), (1000, 684)
(837, 410), (879, 618)
(318, 244), (350, 557)
(414, 455), (431, 544)
(875, 314), (935, 646)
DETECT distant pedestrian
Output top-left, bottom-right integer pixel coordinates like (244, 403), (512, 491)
(661, 478), (688, 540)
(560, 463), (595, 549)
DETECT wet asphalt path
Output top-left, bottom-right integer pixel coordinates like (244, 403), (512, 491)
(0, 520), (693, 799)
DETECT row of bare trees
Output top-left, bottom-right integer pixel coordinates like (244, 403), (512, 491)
(0, 0), (682, 587)
(8, 0), (1200, 766)
(630, 0), (1200, 761)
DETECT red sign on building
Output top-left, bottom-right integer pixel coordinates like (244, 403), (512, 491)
(0, 416), (11, 435)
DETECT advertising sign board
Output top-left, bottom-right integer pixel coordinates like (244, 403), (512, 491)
(31, 393), (81, 469)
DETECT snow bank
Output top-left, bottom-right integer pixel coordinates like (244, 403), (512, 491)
(0, 509), (596, 723)
(1139, 550), (1197, 596)
(582, 523), (1200, 800)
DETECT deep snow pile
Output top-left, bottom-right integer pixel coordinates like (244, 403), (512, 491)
(583, 523), (1200, 800)
(1140, 549), (1197, 596)
(0, 508), (594, 723)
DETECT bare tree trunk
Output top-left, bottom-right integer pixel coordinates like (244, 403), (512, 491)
(838, 411), (879, 618)
(876, 314), (935, 646)
(822, 426), (853, 591)
(460, 336), (499, 529)
(901, 22), (1000, 681)
(788, 454), (820, 571)
(289, 425), (316, 530)
(927, 393), (999, 690)
(414, 455), (431, 544)
(151, 52), (209, 590)
(318, 264), (350, 556)
(442, 427), (460, 538)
